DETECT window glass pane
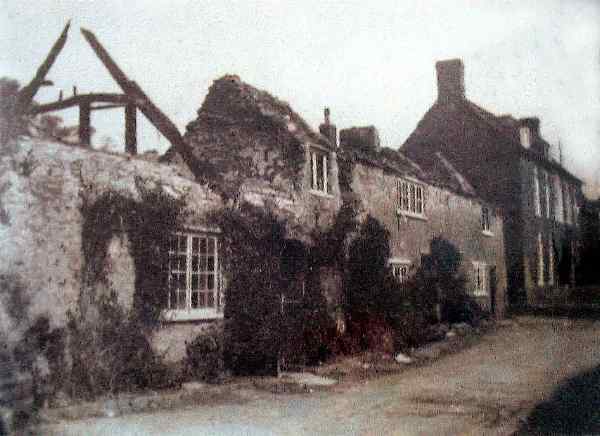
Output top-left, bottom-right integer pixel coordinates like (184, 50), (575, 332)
(409, 185), (416, 212)
(177, 289), (186, 309)
(416, 187), (423, 214)
(402, 182), (408, 210)
(176, 255), (185, 271)
(166, 232), (220, 313)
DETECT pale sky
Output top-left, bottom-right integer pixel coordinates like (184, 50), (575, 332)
(1, 0), (599, 197)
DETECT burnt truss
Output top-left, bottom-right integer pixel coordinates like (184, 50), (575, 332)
(15, 21), (193, 165)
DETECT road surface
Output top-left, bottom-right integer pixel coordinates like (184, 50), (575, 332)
(47, 317), (600, 435)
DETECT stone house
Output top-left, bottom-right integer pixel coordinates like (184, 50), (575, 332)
(1, 24), (511, 370)
(336, 126), (507, 317)
(402, 59), (584, 307)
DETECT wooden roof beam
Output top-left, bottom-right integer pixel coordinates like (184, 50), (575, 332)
(79, 28), (200, 175)
(29, 93), (131, 115)
(16, 21), (71, 113)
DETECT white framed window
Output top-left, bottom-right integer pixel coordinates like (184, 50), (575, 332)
(543, 170), (551, 218)
(310, 149), (329, 194)
(565, 184), (573, 224)
(481, 206), (492, 234)
(472, 262), (489, 297)
(390, 259), (411, 283)
(164, 232), (223, 321)
(533, 166), (541, 217)
(397, 179), (425, 217)
(537, 232), (545, 287)
(553, 175), (564, 223)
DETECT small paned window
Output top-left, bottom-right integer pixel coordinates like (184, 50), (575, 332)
(166, 232), (222, 320)
(481, 206), (491, 233)
(391, 262), (411, 283)
(473, 262), (489, 296)
(397, 179), (425, 216)
(310, 149), (329, 194)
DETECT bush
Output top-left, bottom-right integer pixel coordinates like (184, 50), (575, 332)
(215, 203), (287, 376)
(67, 292), (176, 399)
(12, 317), (65, 407)
(185, 328), (223, 383)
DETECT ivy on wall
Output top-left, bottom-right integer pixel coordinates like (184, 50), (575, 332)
(79, 176), (188, 325)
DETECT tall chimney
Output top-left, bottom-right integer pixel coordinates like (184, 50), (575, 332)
(319, 107), (337, 147)
(436, 59), (465, 103)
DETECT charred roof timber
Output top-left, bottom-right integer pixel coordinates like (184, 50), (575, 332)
(16, 22), (200, 172)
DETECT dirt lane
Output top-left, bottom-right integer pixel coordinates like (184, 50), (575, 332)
(47, 317), (600, 435)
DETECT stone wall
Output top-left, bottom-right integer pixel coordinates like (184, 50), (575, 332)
(348, 160), (508, 317)
(519, 157), (579, 305)
(0, 138), (223, 361)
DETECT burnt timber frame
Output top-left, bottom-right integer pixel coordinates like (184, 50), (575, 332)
(16, 22), (199, 170)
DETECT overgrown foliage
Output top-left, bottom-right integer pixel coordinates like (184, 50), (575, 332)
(0, 77), (79, 146)
(67, 292), (176, 399)
(213, 202), (287, 375)
(80, 177), (188, 325)
(310, 197), (360, 269)
(185, 326), (223, 383)
(345, 215), (393, 318)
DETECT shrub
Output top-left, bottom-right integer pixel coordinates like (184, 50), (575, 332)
(215, 203), (287, 376)
(12, 317), (65, 407)
(67, 292), (175, 399)
(185, 328), (224, 383)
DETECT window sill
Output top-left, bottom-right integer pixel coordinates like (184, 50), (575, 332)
(473, 292), (489, 298)
(309, 189), (334, 199)
(161, 309), (224, 322)
(482, 230), (494, 237)
(396, 209), (427, 221)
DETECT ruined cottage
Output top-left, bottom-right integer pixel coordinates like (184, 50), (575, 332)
(1, 26), (510, 375)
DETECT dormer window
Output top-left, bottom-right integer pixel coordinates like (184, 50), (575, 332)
(519, 126), (531, 148)
(310, 148), (329, 194)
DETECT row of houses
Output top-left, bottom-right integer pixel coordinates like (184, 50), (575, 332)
(0, 27), (584, 366)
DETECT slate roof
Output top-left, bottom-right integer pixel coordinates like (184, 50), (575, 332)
(459, 100), (580, 184)
(340, 145), (478, 198)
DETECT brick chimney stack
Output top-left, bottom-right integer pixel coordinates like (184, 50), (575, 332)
(339, 126), (381, 153)
(436, 59), (465, 103)
(319, 107), (337, 147)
